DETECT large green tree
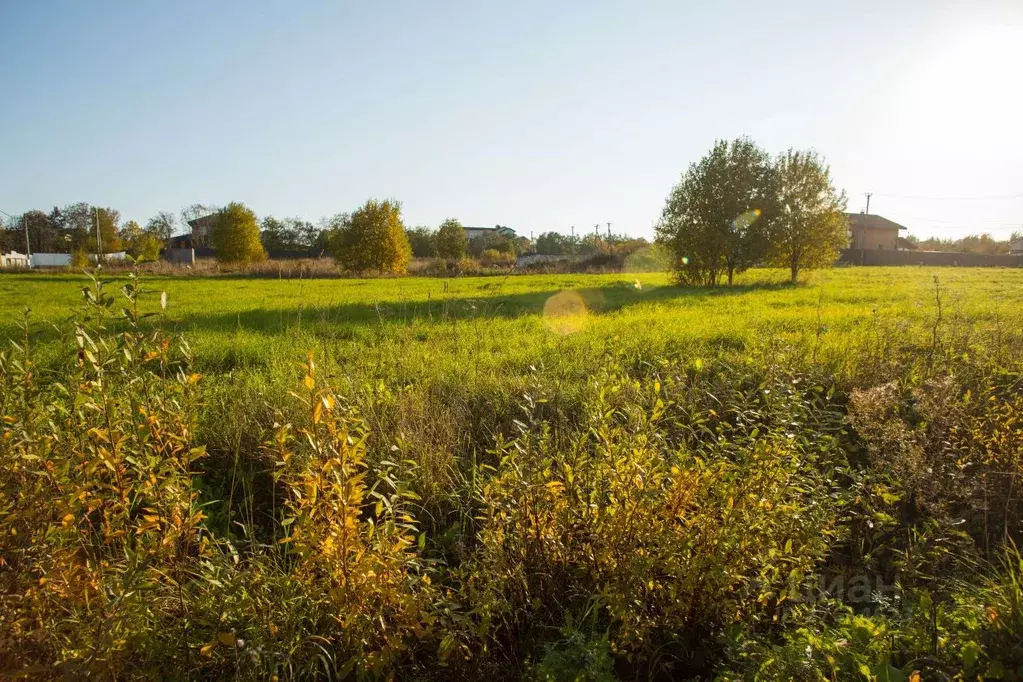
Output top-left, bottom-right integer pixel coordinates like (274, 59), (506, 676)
(768, 150), (847, 282)
(435, 218), (467, 259)
(209, 202), (267, 263)
(331, 199), (411, 274)
(656, 138), (774, 285)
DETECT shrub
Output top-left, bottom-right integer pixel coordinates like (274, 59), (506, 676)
(70, 247), (89, 268)
(480, 248), (515, 267)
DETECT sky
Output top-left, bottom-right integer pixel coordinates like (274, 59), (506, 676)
(1, 0), (1022, 241)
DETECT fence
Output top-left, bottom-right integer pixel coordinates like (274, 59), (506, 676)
(839, 249), (1023, 267)
(30, 253), (72, 267)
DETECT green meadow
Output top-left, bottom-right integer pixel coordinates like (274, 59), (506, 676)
(3, 267), (1020, 384)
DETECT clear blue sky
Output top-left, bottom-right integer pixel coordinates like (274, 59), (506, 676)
(2, 0), (1021, 240)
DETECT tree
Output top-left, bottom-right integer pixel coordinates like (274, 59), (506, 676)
(260, 216), (293, 252)
(535, 231), (573, 255)
(435, 219), (467, 259)
(261, 216), (320, 252)
(468, 231), (515, 258)
(330, 199), (411, 274)
(89, 207), (122, 253)
(122, 220), (163, 261)
(768, 149), (847, 282)
(406, 226), (437, 258)
(54, 203), (93, 250)
(209, 202), (267, 263)
(656, 138), (773, 286)
(145, 211), (177, 242)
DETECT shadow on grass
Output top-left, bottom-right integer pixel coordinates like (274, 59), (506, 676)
(165, 281), (801, 336)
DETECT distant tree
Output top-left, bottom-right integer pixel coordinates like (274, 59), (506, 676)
(406, 226), (437, 258)
(209, 202), (266, 263)
(435, 219), (467, 259)
(656, 138), (773, 285)
(767, 149), (848, 282)
(145, 211), (177, 242)
(88, 207), (123, 253)
(15, 210), (56, 253)
(54, 203), (93, 250)
(260, 216), (319, 252)
(122, 220), (163, 260)
(330, 199), (411, 274)
(260, 216), (292, 252)
(957, 233), (1009, 255)
(468, 231), (515, 257)
(535, 232), (572, 255)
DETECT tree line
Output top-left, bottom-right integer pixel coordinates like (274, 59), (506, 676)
(901, 232), (1021, 255)
(0, 200), (535, 273)
(655, 137), (848, 284)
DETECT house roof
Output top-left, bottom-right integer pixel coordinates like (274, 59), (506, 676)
(845, 213), (907, 232)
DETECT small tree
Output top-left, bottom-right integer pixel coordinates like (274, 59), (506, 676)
(209, 202), (267, 264)
(435, 219), (467, 259)
(656, 138), (773, 286)
(768, 150), (847, 282)
(331, 199), (411, 274)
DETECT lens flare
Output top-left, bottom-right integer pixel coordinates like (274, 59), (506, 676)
(733, 209), (763, 230)
(681, 256), (690, 265)
(543, 290), (588, 335)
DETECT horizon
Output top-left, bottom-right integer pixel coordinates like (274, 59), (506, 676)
(2, 1), (1021, 242)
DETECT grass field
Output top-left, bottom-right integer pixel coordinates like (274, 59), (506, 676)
(2, 265), (1023, 679)
(4, 266), (1020, 382)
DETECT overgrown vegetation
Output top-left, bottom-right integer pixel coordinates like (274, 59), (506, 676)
(1, 266), (1022, 679)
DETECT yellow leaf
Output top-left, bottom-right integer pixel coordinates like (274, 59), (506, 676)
(217, 631), (237, 647)
(61, 513), (75, 527)
(200, 642), (216, 656)
(303, 374), (315, 390)
(312, 401), (323, 424)
(187, 373), (203, 386)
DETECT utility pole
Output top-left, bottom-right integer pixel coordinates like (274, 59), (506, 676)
(606, 222), (612, 241)
(570, 225), (574, 238)
(23, 214), (31, 256)
(594, 224), (599, 239)
(864, 192), (873, 214)
(94, 206), (102, 258)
